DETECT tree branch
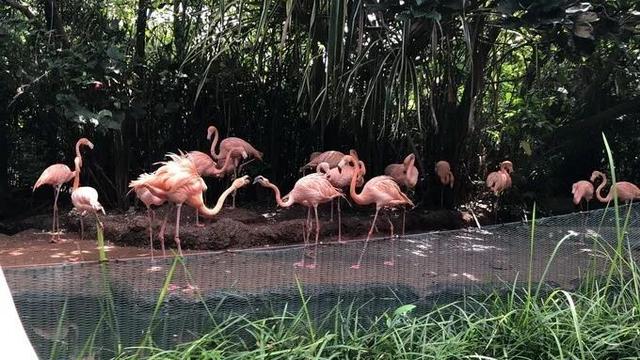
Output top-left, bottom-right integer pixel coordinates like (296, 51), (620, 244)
(554, 96), (640, 141)
(1, 0), (35, 19)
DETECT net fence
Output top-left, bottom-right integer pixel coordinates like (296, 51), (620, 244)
(4, 203), (640, 359)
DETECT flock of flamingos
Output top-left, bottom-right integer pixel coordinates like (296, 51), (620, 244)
(33, 126), (640, 269)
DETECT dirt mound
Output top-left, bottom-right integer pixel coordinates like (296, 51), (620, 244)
(2, 204), (470, 252)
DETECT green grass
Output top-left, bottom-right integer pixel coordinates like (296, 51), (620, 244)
(112, 274), (640, 359)
(101, 135), (640, 359)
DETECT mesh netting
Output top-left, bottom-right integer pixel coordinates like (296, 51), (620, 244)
(4, 203), (640, 359)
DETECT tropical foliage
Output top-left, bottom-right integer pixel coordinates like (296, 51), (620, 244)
(1, 0), (639, 215)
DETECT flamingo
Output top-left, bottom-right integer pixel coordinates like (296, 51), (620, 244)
(486, 160), (513, 195)
(384, 153), (419, 235)
(315, 152), (366, 222)
(486, 160), (513, 222)
(339, 150), (414, 269)
(316, 157), (364, 243)
(300, 150), (349, 220)
(187, 145), (248, 226)
(590, 171), (640, 204)
(571, 180), (594, 210)
(130, 153), (250, 256)
(253, 173), (344, 269)
(300, 150), (345, 173)
(33, 138), (92, 242)
(68, 139), (105, 240)
(129, 173), (167, 258)
(208, 125), (263, 208)
(435, 160), (454, 207)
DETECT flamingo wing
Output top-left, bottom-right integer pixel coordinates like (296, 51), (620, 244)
(302, 150), (344, 170)
(187, 151), (217, 176)
(34, 164), (74, 190)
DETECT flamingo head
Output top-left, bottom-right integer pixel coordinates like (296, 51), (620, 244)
(405, 166), (419, 188)
(77, 138), (94, 150)
(403, 154), (418, 188)
(337, 155), (356, 173)
(500, 160), (513, 174)
(206, 126), (217, 140)
(316, 162), (331, 175)
(233, 175), (251, 189)
(94, 203), (106, 215)
(590, 170), (605, 183)
(253, 175), (269, 186)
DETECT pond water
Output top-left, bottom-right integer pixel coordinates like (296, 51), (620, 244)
(5, 204), (638, 359)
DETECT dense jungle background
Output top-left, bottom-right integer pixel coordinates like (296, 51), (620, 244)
(1, 0), (639, 220)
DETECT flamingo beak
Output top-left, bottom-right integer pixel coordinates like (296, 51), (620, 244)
(252, 176), (262, 185)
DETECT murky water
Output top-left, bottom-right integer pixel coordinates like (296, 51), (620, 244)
(5, 204), (639, 359)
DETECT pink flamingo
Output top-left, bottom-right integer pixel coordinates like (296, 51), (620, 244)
(209, 125), (263, 208)
(315, 153), (366, 222)
(129, 173), (167, 258)
(130, 153), (250, 256)
(590, 171), (640, 204)
(571, 180), (594, 210)
(339, 150), (414, 269)
(68, 139), (105, 240)
(384, 153), (419, 235)
(486, 160), (513, 221)
(300, 150), (345, 173)
(253, 173), (344, 269)
(33, 138), (93, 242)
(187, 146), (248, 226)
(435, 160), (454, 207)
(316, 156), (364, 243)
(486, 160), (513, 195)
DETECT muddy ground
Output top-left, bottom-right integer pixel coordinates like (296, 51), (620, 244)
(0, 202), (486, 267)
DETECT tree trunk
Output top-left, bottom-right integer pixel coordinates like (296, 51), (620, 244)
(0, 98), (8, 194)
(42, 0), (69, 47)
(134, 0), (148, 77)
(173, 0), (186, 61)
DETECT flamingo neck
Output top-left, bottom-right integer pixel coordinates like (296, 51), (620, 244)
(349, 165), (367, 205)
(595, 174), (611, 203)
(198, 183), (238, 217)
(210, 128), (220, 159)
(72, 157), (81, 191)
(265, 182), (294, 207)
(210, 148), (239, 175)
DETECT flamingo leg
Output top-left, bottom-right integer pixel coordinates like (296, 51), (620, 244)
(51, 185), (62, 242)
(351, 207), (380, 269)
(306, 205), (321, 269)
(94, 212), (104, 230)
(80, 216), (85, 241)
(440, 186), (444, 208)
(174, 204), (183, 257)
(384, 214), (395, 266)
(195, 208), (205, 227)
(402, 208), (406, 236)
(158, 207), (171, 257)
(236, 158), (255, 175)
(330, 200), (334, 222)
(295, 208), (312, 268)
(494, 196), (500, 223)
(147, 207), (154, 260)
(338, 198), (345, 244)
